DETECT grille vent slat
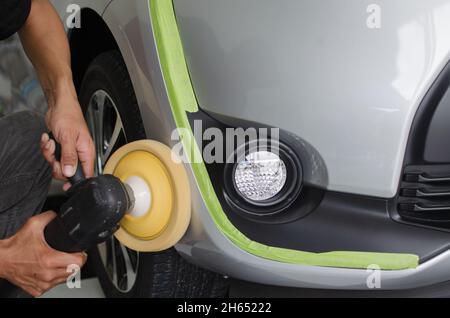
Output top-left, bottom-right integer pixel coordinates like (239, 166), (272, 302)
(398, 165), (450, 227)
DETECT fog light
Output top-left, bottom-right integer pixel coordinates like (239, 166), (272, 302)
(234, 151), (287, 201)
(224, 140), (303, 216)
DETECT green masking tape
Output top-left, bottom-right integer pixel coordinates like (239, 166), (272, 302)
(149, 0), (419, 270)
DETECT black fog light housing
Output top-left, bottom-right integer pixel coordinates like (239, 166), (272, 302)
(223, 140), (303, 216)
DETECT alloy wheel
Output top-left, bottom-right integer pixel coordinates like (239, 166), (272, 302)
(85, 89), (139, 293)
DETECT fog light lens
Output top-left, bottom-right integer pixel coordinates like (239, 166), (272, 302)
(234, 151), (287, 201)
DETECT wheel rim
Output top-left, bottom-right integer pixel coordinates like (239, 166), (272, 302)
(85, 89), (139, 293)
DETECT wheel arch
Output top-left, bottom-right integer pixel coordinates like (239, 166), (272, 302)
(69, 1), (175, 143)
(68, 8), (119, 91)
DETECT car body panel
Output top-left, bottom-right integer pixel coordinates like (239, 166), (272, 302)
(173, 0), (450, 198)
(149, 0), (423, 270)
(144, 0), (450, 290)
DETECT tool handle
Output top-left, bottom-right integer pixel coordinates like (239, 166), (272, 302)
(49, 133), (86, 186)
(44, 217), (81, 253)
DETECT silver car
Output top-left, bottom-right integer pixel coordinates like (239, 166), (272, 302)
(2, 0), (450, 297)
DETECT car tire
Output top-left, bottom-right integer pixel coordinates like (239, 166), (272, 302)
(78, 50), (229, 298)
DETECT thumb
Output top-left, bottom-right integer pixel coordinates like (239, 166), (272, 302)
(59, 133), (79, 178)
(77, 132), (95, 179)
(32, 211), (58, 228)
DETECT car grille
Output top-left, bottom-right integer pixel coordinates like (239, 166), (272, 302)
(397, 165), (450, 228)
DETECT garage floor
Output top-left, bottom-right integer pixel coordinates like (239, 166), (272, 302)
(41, 278), (104, 298)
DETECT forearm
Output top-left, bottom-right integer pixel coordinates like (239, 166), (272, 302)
(0, 238), (12, 279)
(18, 0), (76, 108)
(18, 0), (95, 179)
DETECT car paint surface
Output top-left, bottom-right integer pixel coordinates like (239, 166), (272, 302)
(173, 0), (450, 198)
(101, 0), (450, 289)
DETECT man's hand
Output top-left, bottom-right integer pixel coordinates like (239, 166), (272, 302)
(18, 0), (95, 188)
(41, 95), (95, 187)
(0, 212), (87, 297)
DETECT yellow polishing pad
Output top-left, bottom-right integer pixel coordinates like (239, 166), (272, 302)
(103, 140), (191, 252)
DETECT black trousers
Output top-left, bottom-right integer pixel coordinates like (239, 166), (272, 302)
(0, 111), (52, 297)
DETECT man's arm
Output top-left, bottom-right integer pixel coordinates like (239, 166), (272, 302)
(0, 0), (91, 296)
(19, 0), (95, 181)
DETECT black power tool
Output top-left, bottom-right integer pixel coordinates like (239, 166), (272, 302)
(43, 138), (135, 253)
(42, 134), (193, 254)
